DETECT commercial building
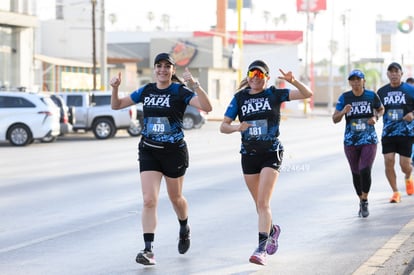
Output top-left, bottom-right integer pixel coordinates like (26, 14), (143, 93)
(1, 0), (305, 118)
(0, 0), (37, 90)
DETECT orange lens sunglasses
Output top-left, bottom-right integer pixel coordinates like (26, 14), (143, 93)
(248, 70), (267, 79)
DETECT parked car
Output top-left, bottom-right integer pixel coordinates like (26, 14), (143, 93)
(49, 94), (73, 135)
(57, 91), (138, 139)
(0, 91), (61, 146)
(133, 104), (206, 136)
(182, 105), (206, 129)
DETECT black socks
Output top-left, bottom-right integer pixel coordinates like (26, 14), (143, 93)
(258, 232), (269, 251)
(143, 233), (154, 252)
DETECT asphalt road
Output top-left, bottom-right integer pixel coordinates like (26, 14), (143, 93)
(0, 114), (413, 275)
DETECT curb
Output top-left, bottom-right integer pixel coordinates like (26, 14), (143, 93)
(352, 218), (414, 275)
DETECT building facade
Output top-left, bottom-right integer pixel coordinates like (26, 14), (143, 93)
(0, 0), (38, 90)
(1, 0), (305, 119)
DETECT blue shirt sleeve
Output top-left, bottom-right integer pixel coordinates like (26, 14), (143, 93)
(130, 86), (146, 103)
(224, 96), (238, 120)
(335, 94), (345, 111)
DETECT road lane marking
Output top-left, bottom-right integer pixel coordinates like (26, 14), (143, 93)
(0, 212), (135, 254)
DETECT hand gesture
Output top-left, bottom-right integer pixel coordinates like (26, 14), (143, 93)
(278, 69), (296, 84)
(182, 67), (195, 86)
(109, 72), (122, 88)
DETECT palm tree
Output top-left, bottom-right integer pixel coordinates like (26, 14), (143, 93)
(161, 14), (170, 30)
(147, 11), (155, 29)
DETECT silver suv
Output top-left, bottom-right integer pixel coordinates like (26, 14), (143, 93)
(0, 91), (61, 146)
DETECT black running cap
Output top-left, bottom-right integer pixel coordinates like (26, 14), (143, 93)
(387, 62), (402, 71)
(154, 53), (175, 66)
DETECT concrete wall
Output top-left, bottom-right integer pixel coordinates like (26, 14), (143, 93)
(40, 0), (98, 62)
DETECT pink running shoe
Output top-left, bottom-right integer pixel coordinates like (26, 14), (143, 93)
(266, 224), (281, 255)
(249, 248), (267, 265)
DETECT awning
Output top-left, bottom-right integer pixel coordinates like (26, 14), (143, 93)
(35, 54), (94, 68)
(0, 11), (38, 28)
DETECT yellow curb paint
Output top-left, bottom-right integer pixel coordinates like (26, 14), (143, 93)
(352, 218), (414, 275)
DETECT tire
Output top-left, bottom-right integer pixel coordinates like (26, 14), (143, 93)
(41, 136), (58, 143)
(182, 114), (195, 130)
(92, 118), (115, 139)
(68, 106), (76, 125)
(127, 120), (142, 137)
(7, 124), (33, 146)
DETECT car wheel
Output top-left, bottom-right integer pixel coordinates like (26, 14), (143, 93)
(193, 122), (203, 129)
(182, 114), (195, 129)
(127, 120), (142, 137)
(8, 124), (33, 146)
(41, 136), (58, 143)
(92, 118), (115, 139)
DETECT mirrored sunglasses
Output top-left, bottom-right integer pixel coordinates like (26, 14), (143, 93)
(248, 70), (267, 79)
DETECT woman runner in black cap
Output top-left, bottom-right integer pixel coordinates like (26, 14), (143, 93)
(110, 52), (212, 266)
(220, 60), (313, 265)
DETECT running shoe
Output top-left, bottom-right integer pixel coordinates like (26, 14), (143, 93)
(136, 250), (156, 265)
(389, 192), (401, 203)
(406, 177), (414, 195)
(266, 224), (281, 255)
(359, 201), (369, 218)
(249, 248), (267, 265)
(178, 225), (190, 254)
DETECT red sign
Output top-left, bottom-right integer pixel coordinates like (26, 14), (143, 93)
(170, 41), (198, 67)
(296, 0), (326, 12)
(194, 31), (303, 45)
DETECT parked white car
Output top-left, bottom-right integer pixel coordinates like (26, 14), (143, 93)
(0, 91), (61, 146)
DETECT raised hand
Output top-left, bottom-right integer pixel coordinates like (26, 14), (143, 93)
(110, 72), (122, 88)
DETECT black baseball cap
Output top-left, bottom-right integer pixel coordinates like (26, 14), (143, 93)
(387, 62), (402, 71)
(248, 60), (270, 75)
(154, 53), (175, 66)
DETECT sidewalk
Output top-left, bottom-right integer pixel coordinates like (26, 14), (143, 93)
(353, 217), (414, 275)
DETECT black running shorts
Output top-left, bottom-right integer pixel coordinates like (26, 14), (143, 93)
(381, 136), (414, 157)
(241, 150), (284, 174)
(138, 139), (189, 178)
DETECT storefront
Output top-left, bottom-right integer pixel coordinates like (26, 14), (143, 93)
(35, 54), (98, 92)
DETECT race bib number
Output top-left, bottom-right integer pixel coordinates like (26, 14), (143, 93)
(245, 119), (268, 137)
(387, 109), (403, 121)
(147, 117), (171, 134)
(350, 118), (368, 132)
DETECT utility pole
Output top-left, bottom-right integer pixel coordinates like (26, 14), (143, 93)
(100, 0), (107, 91)
(91, 0), (97, 91)
(236, 0), (243, 83)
